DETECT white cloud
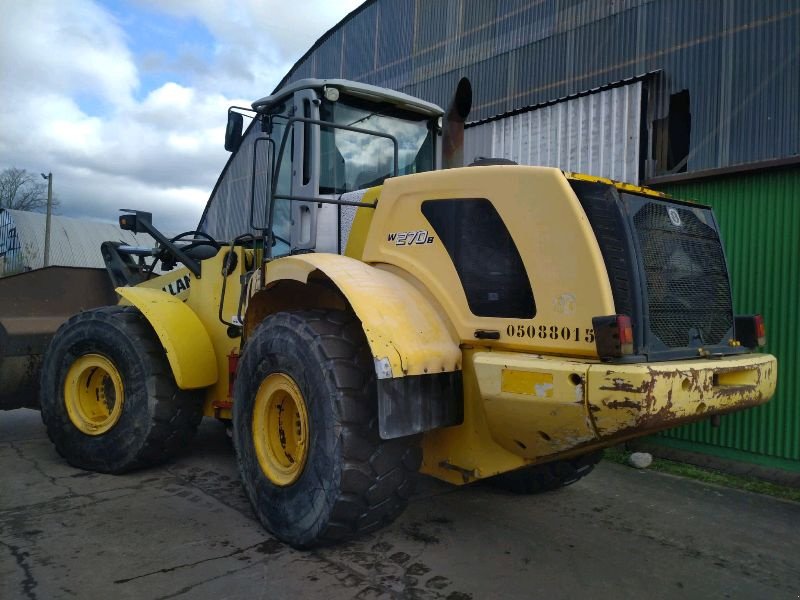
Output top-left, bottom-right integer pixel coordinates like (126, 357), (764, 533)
(127, 0), (364, 102)
(0, 0), (137, 106)
(0, 0), (364, 232)
(134, 0), (362, 88)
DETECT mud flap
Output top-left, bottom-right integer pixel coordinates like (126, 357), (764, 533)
(377, 371), (463, 439)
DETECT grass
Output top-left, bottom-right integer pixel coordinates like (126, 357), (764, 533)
(603, 446), (800, 503)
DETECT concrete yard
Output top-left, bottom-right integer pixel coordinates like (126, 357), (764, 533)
(2, 409), (798, 600)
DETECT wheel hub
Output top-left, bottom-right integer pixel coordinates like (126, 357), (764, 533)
(64, 354), (125, 435)
(252, 372), (310, 486)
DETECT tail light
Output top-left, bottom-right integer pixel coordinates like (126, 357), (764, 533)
(735, 314), (766, 348)
(592, 314), (634, 359)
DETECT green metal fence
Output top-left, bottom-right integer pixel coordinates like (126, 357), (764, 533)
(651, 166), (800, 472)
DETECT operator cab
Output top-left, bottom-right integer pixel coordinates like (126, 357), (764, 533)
(199, 79), (443, 257)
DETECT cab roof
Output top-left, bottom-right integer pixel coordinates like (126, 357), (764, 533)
(252, 78), (444, 117)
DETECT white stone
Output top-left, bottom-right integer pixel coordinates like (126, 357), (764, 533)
(628, 452), (653, 469)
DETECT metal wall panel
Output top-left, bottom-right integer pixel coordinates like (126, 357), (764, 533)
(463, 81), (642, 181)
(201, 118), (264, 242)
(277, 0), (800, 174)
(652, 167), (800, 471)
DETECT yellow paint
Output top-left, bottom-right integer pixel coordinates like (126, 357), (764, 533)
(563, 171), (670, 199)
(501, 369), (554, 397)
(186, 246), (253, 418)
(477, 352), (598, 458)
(179, 248), (251, 417)
(116, 286), (218, 389)
(420, 348), (602, 485)
(585, 353), (777, 438)
(262, 253), (461, 378)
(420, 350), (777, 484)
(126, 266), (193, 300)
(420, 348), (528, 485)
(252, 372), (309, 486)
(118, 247), (252, 416)
(421, 350), (597, 482)
(63, 354), (125, 435)
(360, 166), (615, 357)
(344, 187), (381, 259)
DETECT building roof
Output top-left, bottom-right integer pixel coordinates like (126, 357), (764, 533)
(0, 209), (154, 272)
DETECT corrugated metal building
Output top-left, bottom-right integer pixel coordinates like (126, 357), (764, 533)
(655, 169), (800, 472)
(0, 209), (153, 276)
(279, 0), (799, 177)
(275, 0), (799, 473)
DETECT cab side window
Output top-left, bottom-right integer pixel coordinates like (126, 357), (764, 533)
(268, 112), (293, 256)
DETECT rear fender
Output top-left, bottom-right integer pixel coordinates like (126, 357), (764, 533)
(117, 287), (218, 389)
(250, 254), (463, 438)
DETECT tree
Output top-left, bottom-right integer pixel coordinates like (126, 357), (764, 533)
(0, 167), (59, 212)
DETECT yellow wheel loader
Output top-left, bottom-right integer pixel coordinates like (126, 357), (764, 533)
(5, 78), (777, 548)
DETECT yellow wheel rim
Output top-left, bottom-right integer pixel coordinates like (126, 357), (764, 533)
(64, 354), (125, 435)
(252, 373), (310, 486)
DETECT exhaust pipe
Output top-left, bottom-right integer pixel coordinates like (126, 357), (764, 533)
(442, 77), (472, 169)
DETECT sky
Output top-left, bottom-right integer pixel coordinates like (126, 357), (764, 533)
(0, 0), (363, 233)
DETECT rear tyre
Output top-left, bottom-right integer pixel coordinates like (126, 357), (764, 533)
(489, 451), (603, 494)
(40, 306), (203, 473)
(233, 310), (420, 548)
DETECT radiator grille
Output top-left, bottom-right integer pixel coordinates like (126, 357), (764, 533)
(633, 203), (733, 348)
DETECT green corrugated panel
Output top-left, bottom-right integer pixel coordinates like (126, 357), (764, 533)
(648, 167), (800, 471)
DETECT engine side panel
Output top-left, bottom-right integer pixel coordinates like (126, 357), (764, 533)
(360, 166), (615, 357)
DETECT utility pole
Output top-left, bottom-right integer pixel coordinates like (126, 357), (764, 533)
(41, 172), (53, 267)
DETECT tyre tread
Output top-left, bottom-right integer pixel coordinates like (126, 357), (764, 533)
(299, 310), (418, 545)
(40, 305), (202, 473)
(235, 309), (419, 547)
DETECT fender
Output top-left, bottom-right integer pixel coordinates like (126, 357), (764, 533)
(263, 254), (461, 378)
(117, 286), (218, 389)
(260, 254), (463, 438)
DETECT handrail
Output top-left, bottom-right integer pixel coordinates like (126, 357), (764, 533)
(263, 116), (399, 259)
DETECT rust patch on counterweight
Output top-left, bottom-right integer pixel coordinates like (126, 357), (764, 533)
(603, 398), (642, 410)
(598, 379), (651, 394)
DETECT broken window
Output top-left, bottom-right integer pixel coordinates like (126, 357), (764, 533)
(653, 89), (691, 174)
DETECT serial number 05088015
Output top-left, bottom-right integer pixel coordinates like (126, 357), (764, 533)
(506, 324), (595, 343)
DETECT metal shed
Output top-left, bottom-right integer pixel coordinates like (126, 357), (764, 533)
(278, 0), (800, 180)
(0, 209), (153, 276)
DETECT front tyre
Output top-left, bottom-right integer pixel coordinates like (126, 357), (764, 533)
(39, 306), (203, 473)
(233, 310), (420, 548)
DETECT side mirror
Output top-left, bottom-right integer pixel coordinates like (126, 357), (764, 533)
(119, 210), (152, 234)
(225, 111), (244, 152)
